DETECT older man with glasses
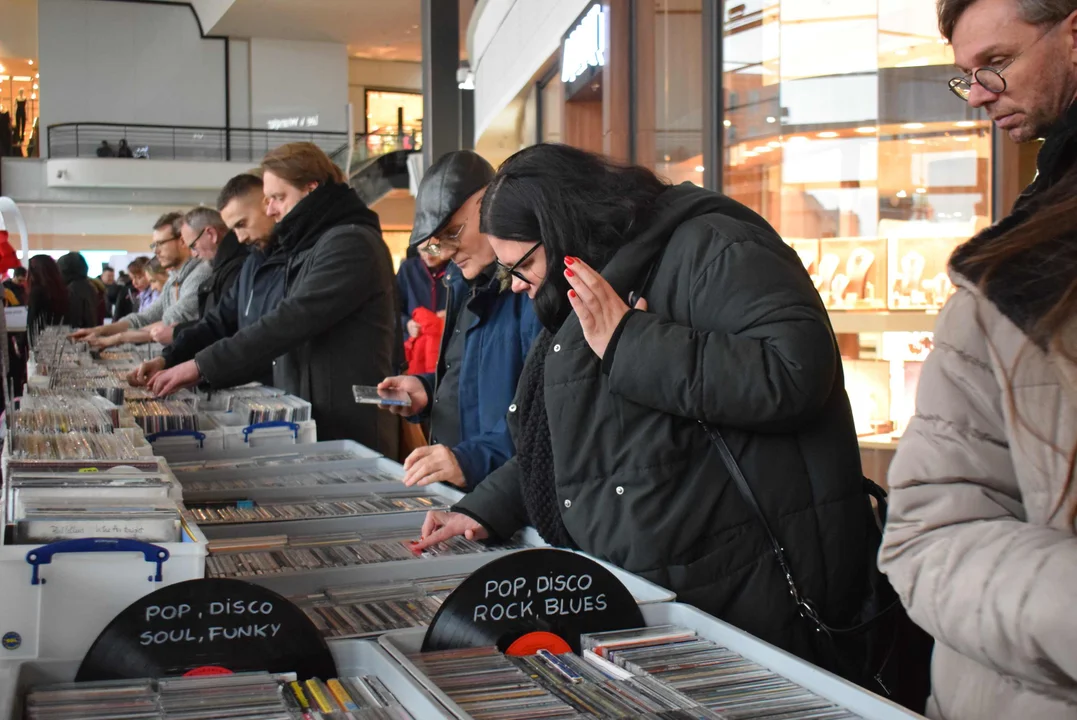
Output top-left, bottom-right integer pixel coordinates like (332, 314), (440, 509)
(379, 150), (542, 492)
(942, 0), (1077, 210)
(71, 211), (211, 347)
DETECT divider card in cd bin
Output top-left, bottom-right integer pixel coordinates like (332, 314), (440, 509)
(378, 602), (925, 720)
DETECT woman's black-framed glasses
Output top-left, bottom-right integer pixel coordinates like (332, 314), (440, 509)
(948, 25), (1057, 101)
(496, 241), (542, 285)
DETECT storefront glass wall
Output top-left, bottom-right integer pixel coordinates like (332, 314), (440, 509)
(721, 0), (992, 442)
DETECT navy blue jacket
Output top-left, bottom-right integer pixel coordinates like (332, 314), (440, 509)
(397, 255), (448, 328)
(415, 265), (542, 490)
(164, 245), (287, 386)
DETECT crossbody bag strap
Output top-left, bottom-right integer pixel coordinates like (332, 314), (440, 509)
(698, 421), (824, 627)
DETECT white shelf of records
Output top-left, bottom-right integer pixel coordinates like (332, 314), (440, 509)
(379, 602), (923, 720)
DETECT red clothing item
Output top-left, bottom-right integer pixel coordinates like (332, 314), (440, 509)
(0, 232), (20, 275)
(405, 306), (444, 375)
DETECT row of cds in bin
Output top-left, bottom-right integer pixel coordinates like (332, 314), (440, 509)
(406, 624), (863, 720)
(22, 670), (413, 720)
(185, 491), (448, 525)
(179, 468), (403, 493)
(205, 530), (522, 579)
(170, 449), (364, 474)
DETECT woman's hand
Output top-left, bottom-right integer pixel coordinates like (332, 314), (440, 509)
(411, 510), (488, 552)
(564, 257), (648, 359)
(150, 324), (174, 344)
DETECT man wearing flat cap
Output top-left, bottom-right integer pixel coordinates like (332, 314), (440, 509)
(380, 150), (542, 491)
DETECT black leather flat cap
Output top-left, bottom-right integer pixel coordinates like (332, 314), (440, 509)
(410, 150), (495, 246)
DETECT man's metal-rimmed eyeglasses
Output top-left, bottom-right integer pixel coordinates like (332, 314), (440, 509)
(495, 241), (543, 285)
(948, 25), (1058, 101)
(421, 220), (468, 258)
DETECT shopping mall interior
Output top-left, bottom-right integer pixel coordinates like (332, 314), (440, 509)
(0, 0), (1066, 717)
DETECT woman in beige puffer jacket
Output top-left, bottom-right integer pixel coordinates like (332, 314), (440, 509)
(879, 184), (1077, 720)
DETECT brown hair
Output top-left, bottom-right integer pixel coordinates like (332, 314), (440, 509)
(126, 256), (150, 275)
(260, 142), (345, 190)
(146, 258), (169, 278)
(938, 0), (1077, 41)
(961, 170), (1077, 523)
(153, 212), (184, 239)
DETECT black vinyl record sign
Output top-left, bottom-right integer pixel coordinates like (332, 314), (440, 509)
(423, 548), (643, 654)
(77, 579), (337, 682)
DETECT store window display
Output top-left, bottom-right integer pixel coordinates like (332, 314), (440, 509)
(721, 0), (993, 450)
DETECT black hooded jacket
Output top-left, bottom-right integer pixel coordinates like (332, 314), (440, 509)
(56, 252), (100, 329)
(195, 183), (399, 455)
(454, 183), (875, 669)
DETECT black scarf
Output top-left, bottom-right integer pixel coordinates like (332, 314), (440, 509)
(273, 181), (381, 256)
(515, 330), (577, 549)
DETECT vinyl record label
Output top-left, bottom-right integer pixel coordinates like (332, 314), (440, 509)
(77, 578), (337, 682)
(423, 548), (643, 654)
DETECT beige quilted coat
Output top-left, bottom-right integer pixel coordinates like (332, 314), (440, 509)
(879, 272), (1077, 719)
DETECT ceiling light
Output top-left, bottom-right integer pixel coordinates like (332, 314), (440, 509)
(937, 38), (947, 44)
(895, 48), (908, 56)
(30, 93), (36, 100)
(744, 151), (759, 157)
(817, 131), (839, 138)
(694, 165), (705, 172)
(954, 135), (972, 142)
(766, 116), (776, 123)
(34, 73), (39, 78)
(768, 140), (781, 148)
(855, 126), (877, 134)
(753, 146), (772, 153)
(909, 139), (926, 145)
(664, 154), (671, 162)
(902, 122), (925, 129)
(28, 60), (33, 65)
(0, 64), (5, 73)
(954, 212), (963, 218)
(13, 76), (31, 81)
(915, 187), (927, 194)
(954, 120), (976, 128)
(896, 190), (908, 198)
(32, 84), (38, 89)
(785, 135), (808, 143)
(723, 119), (732, 127)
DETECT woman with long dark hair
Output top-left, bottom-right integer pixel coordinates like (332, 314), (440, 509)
(414, 144), (880, 677)
(26, 254), (70, 338)
(879, 168), (1077, 719)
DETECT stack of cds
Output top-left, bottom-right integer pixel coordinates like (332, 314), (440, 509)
(5, 468), (175, 521)
(126, 399), (199, 435)
(284, 675), (413, 719)
(10, 405), (114, 435)
(22, 677), (159, 719)
(235, 395), (313, 424)
(295, 575), (468, 639)
(8, 431), (141, 460)
(170, 450), (362, 474)
(186, 490), (448, 525)
(19, 391), (122, 428)
(205, 529), (518, 578)
(582, 625), (862, 719)
(179, 468), (402, 494)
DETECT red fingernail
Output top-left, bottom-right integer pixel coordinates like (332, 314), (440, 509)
(569, 290), (577, 298)
(564, 256), (575, 265)
(565, 268), (574, 278)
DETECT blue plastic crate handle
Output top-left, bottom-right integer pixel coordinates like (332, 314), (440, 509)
(25, 538), (171, 586)
(243, 420), (299, 442)
(145, 428), (205, 448)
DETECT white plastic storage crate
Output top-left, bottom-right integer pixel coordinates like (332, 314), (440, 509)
(0, 522), (209, 664)
(210, 411), (317, 450)
(379, 602), (925, 720)
(146, 412), (225, 458)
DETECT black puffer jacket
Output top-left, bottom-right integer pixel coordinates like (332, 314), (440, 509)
(454, 184), (873, 665)
(196, 183), (398, 455)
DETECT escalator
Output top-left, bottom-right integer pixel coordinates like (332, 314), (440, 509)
(327, 136), (419, 207)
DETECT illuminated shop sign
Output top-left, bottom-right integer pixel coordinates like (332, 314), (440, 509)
(267, 115), (320, 131)
(561, 4), (606, 84)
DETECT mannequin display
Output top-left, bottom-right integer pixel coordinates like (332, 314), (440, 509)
(14, 90), (26, 144)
